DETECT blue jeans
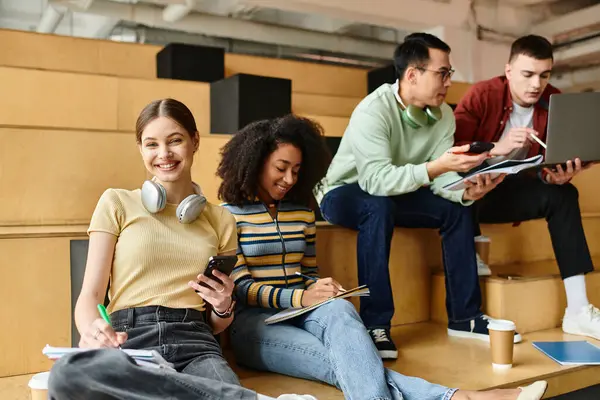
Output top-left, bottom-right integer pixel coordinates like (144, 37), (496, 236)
(320, 184), (482, 328)
(49, 306), (256, 400)
(231, 299), (457, 400)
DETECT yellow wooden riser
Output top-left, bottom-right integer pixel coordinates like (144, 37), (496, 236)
(0, 66), (360, 135)
(431, 268), (600, 333)
(0, 29), (472, 103)
(427, 214), (600, 268)
(2, 127), (599, 227)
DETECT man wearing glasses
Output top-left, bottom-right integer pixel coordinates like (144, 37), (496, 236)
(454, 35), (600, 341)
(315, 33), (509, 359)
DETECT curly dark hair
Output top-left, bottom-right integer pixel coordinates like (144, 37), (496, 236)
(217, 114), (331, 206)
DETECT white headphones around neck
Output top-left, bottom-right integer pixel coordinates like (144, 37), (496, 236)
(141, 178), (207, 224)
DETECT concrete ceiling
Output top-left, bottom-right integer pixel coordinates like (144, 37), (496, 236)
(1, 0), (599, 89)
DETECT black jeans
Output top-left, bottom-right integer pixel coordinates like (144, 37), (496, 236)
(320, 184), (482, 328)
(473, 176), (594, 280)
(48, 305), (256, 400)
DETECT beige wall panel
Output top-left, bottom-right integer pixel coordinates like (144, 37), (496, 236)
(117, 78), (210, 134)
(0, 29), (158, 79)
(292, 94), (360, 118)
(0, 30), (104, 75)
(0, 237), (72, 377)
(192, 135), (231, 203)
(225, 53), (367, 97)
(0, 67), (118, 131)
(0, 128), (145, 226)
(97, 41), (159, 79)
(301, 115), (348, 137)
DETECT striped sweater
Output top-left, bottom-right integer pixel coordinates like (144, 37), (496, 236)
(222, 200), (319, 309)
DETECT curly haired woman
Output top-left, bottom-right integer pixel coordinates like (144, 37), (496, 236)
(217, 114), (547, 400)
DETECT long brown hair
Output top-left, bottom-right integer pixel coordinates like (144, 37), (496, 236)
(135, 98), (198, 143)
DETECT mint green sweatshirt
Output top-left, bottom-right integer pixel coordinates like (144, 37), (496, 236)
(315, 83), (468, 205)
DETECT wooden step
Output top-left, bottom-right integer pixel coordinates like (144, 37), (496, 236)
(431, 259), (600, 334)
(3, 223), (599, 377)
(5, 324), (597, 399)
(292, 93), (360, 117)
(424, 212), (600, 269)
(0, 66), (210, 133)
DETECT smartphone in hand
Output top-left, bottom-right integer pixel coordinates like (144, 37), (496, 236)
(465, 142), (495, 155)
(195, 255), (237, 291)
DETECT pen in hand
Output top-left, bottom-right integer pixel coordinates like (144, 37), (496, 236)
(97, 304), (122, 349)
(529, 132), (547, 149)
(294, 272), (346, 293)
(295, 271), (319, 282)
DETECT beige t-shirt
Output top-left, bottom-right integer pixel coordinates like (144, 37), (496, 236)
(88, 188), (237, 313)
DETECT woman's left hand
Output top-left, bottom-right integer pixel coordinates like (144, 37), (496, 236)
(188, 270), (234, 314)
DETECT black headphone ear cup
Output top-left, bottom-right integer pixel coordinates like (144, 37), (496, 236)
(141, 180), (166, 213)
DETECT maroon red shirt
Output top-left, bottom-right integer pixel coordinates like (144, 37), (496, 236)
(454, 75), (561, 158)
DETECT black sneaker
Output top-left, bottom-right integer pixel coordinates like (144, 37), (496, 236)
(368, 328), (398, 359)
(448, 315), (522, 343)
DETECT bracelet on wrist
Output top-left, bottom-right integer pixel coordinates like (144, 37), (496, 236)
(212, 297), (235, 318)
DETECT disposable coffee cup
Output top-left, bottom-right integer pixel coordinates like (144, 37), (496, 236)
(475, 236), (491, 266)
(28, 371), (49, 400)
(487, 319), (516, 370)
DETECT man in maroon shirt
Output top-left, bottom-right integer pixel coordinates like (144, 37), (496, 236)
(454, 35), (599, 340)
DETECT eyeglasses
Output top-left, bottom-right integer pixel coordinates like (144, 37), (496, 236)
(416, 67), (455, 82)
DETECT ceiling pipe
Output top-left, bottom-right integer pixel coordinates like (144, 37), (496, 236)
(36, 5), (66, 33)
(163, 0), (197, 23)
(532, 2), (600, 39)
(48, 0), (397, 59)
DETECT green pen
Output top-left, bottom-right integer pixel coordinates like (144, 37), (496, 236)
(97, 304), (122, 349)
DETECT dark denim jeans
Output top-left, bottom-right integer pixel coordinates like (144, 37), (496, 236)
(320, 184), (482, 328)
(473, 176), (594, 280)
(48, 305), (256, 400)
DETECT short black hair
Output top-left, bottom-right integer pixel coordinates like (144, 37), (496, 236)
(393, 32), (451, 80)
(217, 114), (331, 207)
(509, 35), (553, 63)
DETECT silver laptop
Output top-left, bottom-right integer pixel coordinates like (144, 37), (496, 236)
(545, 91), (600, 165)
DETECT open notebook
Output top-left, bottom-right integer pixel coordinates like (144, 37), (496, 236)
(443, 155), (544, 191)
(265, 285), (370, 325)
(42, 345), (176, 370)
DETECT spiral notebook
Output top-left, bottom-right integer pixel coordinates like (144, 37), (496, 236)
(42, 345), (176, 370)
(443, 155), (544, 191)
(264, 285), (370, 325)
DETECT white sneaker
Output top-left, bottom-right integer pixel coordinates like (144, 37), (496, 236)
(476, 253), (492, 276)
(276, 395), (318, 400)
(517, 381), (548, 400)
(562, 304), (600, 340)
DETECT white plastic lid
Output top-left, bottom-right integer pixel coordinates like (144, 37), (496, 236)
(487, 319), (516, 331)
(28, 371), (50, 390)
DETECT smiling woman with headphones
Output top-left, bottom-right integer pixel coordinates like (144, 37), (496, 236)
(47, 98), (258, 400)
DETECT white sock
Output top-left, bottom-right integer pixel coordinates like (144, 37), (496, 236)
(564, 274), (590, 316)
